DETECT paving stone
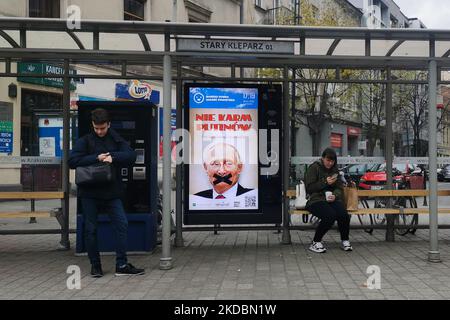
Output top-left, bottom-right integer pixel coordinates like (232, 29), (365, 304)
(2, 227), (450, 300)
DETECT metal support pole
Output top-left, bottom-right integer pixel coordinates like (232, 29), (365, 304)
(282, 66), (291, 245)
(385, 68), (395, 242)
(160, 34), (173, 270)
(291, 68), (296, 164)
(5, 58), (11, 74)
(61, 59), (71, 250)
(121, 61), (127, 77)
(300, 37), (305, 55)
(29, 166), (36, 224)
(175, 62), (184, 247)
(29, 201), (36, 223)
(93, 31), (99, 50)
(20, 29), (26, 48)
(365, 37), (371, 57)
(428, 59), (441, 263)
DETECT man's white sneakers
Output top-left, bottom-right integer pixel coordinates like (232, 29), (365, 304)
(309, 241), (326, 253)
(341, 240), (353, 251)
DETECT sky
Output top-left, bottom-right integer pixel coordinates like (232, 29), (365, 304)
(393, 0), (450, 29)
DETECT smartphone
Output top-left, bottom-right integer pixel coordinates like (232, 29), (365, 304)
(330, 173), (339, 179)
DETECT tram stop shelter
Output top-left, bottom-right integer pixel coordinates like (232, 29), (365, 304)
(0, 17), (449, 268)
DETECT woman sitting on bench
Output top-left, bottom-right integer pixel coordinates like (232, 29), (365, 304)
(305, 148), (353, 253)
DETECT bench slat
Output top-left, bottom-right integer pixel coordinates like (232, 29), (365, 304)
(288, 189), (450, 198)
(357, 190), (393, 197)
(348, 209), (402, 214)
(291, 209), (402, 215)
(0, 192), (64, 200)
(288, 188), (450, 216)
(390, 190), (427, 197)
(402, 208), (450, 214)
(0, 211), (53, 218)
(291, 208), (450, 215)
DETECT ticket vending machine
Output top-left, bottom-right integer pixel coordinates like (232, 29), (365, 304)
(75, 101), (158, 253)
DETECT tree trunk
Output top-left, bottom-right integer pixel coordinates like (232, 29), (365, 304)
(367, 140), (375, 157)
(311, 128), (322, 156)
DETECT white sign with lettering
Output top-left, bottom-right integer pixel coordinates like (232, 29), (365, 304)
(177, 38), (294, 54)
(0, 156), (61, 165)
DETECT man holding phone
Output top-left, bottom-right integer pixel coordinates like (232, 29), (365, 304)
(69, 108), (145, 278)
(304, 148), (352, 253)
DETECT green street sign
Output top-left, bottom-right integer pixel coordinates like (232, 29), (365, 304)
(0, 121), (13, 132)
(17, 62), (77, 91)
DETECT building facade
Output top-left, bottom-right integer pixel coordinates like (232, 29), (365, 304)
(0, 0), (436, 188)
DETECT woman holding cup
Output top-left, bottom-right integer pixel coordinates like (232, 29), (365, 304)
(304, 148), (352, 253)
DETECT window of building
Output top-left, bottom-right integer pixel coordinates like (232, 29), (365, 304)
(184, 0), (212, 23)
(330, 133), (343, 156)
(21, 89), (62, 156)
(29, 0), (60, 18)
(311, 5), (319, 20)
(390, 15), (398, 28)
(255, 0), (263, 8)
(124, 0), (146, 21)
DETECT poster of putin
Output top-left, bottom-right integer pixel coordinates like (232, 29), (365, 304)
(187, 86), (259, 211)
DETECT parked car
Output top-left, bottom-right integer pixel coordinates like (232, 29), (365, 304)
(438, 165), (450, 182)
(358, 163), (424, 190)
(339, 164), (373, 185)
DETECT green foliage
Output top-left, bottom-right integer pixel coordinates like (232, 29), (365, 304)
(300, 0), (359, 27)
(256, 0), (359, 83)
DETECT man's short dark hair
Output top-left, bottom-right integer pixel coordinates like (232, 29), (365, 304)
(322, 148), (337, 163)
(91, 108), (110, 124)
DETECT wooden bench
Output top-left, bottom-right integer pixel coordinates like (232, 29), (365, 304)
(0, 192), (64, 219)
(288, 189), (450, 215)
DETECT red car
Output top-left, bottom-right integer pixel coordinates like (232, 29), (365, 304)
(358, 163), (424, 190)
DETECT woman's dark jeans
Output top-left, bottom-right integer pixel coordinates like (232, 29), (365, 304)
(307, 201), (350, 242)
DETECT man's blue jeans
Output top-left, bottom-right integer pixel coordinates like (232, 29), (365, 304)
(80, 197), (128, 268)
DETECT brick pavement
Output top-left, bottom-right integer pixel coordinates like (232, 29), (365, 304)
(1, 224), (450, 300)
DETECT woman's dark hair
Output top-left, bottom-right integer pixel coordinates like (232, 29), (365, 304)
(321, 148), (337, 163)
(91, 108), (110, 124)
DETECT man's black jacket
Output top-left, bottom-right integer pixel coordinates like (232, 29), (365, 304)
(69, 129), (136, 200)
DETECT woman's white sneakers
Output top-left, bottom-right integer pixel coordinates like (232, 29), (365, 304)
(309, 241), (326, 253)
(341, 240), (353, 251)
(308, 241), (353, 253)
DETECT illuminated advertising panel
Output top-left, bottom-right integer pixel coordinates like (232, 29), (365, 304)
(189, 87), (259, 211)
(184, 84), (283, 225)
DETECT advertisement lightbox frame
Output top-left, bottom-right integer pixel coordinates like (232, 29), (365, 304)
(183, 83), (283, 225)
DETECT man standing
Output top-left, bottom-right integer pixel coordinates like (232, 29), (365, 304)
(69, 108), (145, 277)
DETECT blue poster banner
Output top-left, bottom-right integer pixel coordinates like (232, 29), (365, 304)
(115, 81), (160, 104)
(0, 131), (13, 154)
(189, 87), (258, 109)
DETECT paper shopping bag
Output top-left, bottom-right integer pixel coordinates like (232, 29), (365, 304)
(343, 186), (358, 211)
